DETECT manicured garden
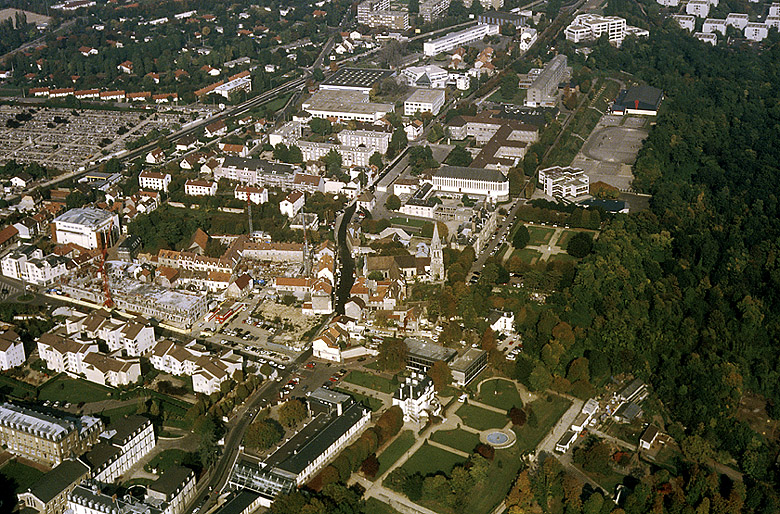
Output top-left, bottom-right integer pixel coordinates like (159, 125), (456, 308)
(456, 403), (508, 431)
(38, 376), (114, 403)
(430, 429), (480, 454)
(399, 443), (467, 477)
(512, 394), (572, 453)
(511, 248), (542, 265)
(526, 225), (555, 246)
(476, 379), (523, 411)
(376, 430), (415, 477)
(343, 370), (395, 394)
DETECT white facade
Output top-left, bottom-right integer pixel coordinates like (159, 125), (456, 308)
(423, 24), (499, 56)
(302, 90), (394, 123)
(766, 16), (780, 29)
(565, 14), (628, 44)
(149, 340), (242, 395)
(280, 191), (305, 218)
(672, 15), (696, 31)
(139, 171), (171, 192)
(686, 0), (710, 18)
(401, 65), (449, 88)
(185, 179), (218, 196)
(489, 310), (515, 335)
(1, 246), (70, 286)
(744, 22), (769, 41)
(0, 336), (25, 370)
(65, 311), (155, 357)
(726, 13), (749, 29)
(37, 335), (97, 376)
(53, 208), (120, 250)
(404, 89), (446, 116)
(432, 166), (510, 202)
(538, 166), (590, 198)
(234, 185), (269, 204)
(392, 374), (439, 423)
(298, 141), (373, 167)
(337, 130), (391, 154)
(92, 417), (155, 482)
(702, 18), (727, 35)
(656, 0), (678, 6)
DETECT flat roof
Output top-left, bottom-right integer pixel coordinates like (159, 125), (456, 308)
(449, 348), (486, 372)
(405, 338), (457, 362)
(405, 88), (445, 104)
(222, 156), (297, 175)
(434, 165), (508, 183)
(303, 90), (393, 115)
(54, 207), (114, 228)
(614, 85), (663, 111)
(308, 387), (351, 406)
(321, 67), (395, 89)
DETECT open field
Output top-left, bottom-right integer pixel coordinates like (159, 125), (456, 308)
(477, 379), (523, 411)
(456, 403), (508, 431)
(513, 394), (571, 453)
(430, 429), (480, 454)
(343, 370), (395, 394)
(377, 430), (415, 477)
(400, 443), (467, 477)
(38, 376), (114, 403)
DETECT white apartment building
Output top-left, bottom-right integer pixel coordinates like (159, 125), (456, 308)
(37, 333), (97, 376)
(301, 90), (394, 123)
(89, 415), (155, 483)
(726, 12), (749, 29)
(565, 14), (628, 44)
(338, 129), (391, 154)
(392, 374), (440, 423)
(150, 339), (242, 395)
(538, 166), (590, 198)
(185, 179), (218, 196)
(744, 22), (769, 41)
(401, 65), (449, 88)
(213, 74), (252, 99)
(694, 32), (718, 44)
(147, 467), (197, 514)
(656, 0), (679, 6)
(687, 0), (710, 18)
(138, 171), (172, 192)
(526, 54), (568, 107)
(431, 165), (510, 202)
(672, 14), (696, 31)
(1, 244), (70, 286)
(0, 331), (25, 370)
(766, 16), (780, 28)
(423, 24), (499, 56)
(280, 191), (305, 218)
(297, 141), (374, 167)
(420, 0), (450, 22)
(702, 18), (727, 35)
(235, 185), (269, 204)
(83, 353), (141, 387)
(64, 310), (155, 357)
(269, 120), (302, 147)
(52, 208), (120, 250)
(404, 89), (446, 116)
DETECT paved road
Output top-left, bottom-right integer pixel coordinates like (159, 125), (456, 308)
(466, 197), (524, 281)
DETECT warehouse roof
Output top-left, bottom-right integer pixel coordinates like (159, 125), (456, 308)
(54, 207), (114, 228)
(434, 165), (508, 183)
(321, 67), (394, 89)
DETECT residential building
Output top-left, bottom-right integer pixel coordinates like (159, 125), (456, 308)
(18, 459), (90, 514)
(702, 18), (727, 35)
(146, 148), (165, 165)
(337, 129), (391, 154)
(146, 466), (197, 514)
(234, 185), (268, 204)
(212, 490), (263, 514)
(0, 403), (102, 466)
(771, 2), (780, 17)
(1, 244), (71, 286)
(358, 6), (409, 29)
(356, 191), (376, 211)
(672, 15), (695, 31)
(478, 10), (525, 27)
(205, 120), (228, 137)
(639, 425), (660, 450)
(565, 14), (628, 44)
(82, 415), (155, 482)
(297, 141), (373, 167)
(280, 191), (305, 218)
(82, 352), (141, 387)
(656, 0), (679, 6)
(617, 378), (648, 403)
(313, 322), (350, 362)
(214, 157), (299, 189)
(0, 329), (25, 370)
(449, 348), (487, 386)
(149, 339), (242, 395)
(64, 310), (155, 356)
(744, 22), (769, 41)
(393, 374), (440, 423)
(51, 208), (120, 250)
(118, 235), (142, 262)
(37, 332), (97, 376)
(213, 71), (252, 99)
(694, 31), (718, 44)
(404, 88), (446, 116)
(537, 166), (590, 198)
(184, 179), (218, 197)
(488, 309), (515, 334)
(525, 54), (568, 107)
(68, 484), (171, 514)
(726, 12), (749, 29)
(555, 430), (577, 452)
(302, 90), (394, 123)
(431, 165), (510, 202)
(686, 0), (710, 18)
(423, 24), (499, 56)
(138, 171), (171, 192)
(420, 0), (451, 22)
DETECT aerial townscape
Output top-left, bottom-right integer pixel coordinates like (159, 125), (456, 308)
(0, 0), (777, 512)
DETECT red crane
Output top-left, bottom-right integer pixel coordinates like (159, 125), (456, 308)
(99, 231), (113, 308)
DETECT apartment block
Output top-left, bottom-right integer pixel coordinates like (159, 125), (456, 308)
(538, 166), (590, 198)
(149, 339), (242, 395)
(1, 244), (70, 286)
(138, 171), (172, 192)
(526, 54), (568, 107)
(403, 88), (446, 116)
(420, 0), (450, 22)
(423, 24), (499, 56)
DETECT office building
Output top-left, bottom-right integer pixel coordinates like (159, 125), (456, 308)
(52, 208), (120, 250)
(449, 348), (487, 386)
(525, 54), (568, 107)
(0, 403), (103, 466)
(18, 459), (90, 514)
(404, 89), (446, 116)
(401, 65), (449, 88)
(302, 90), (394, 123)
(431, 165), (510, 202)
(423, 24), (500, 56)
(565, 14), (627, 44)
(537, 166), (589, 198)
(404, 338), (457, 373)
(420, 0), (450, 22)
(478, 10), (525, 27)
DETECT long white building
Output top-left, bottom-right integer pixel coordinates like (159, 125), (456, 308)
(538, 166), (589, 198)
(423, 24), (499, 56)
(526, 54), (568, 107)
(1, 244), (71, 286)
(85, 415), (155, 483)
(565, 14), (629, 44)
(431, 165), (509, 202)
(297, 141), (374, 167)
(301, 90), (393, 123)
(52, 208), (120, 250)
(404, 89), (446, 116)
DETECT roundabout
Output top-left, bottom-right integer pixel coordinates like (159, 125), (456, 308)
(481, 428), (516, 449)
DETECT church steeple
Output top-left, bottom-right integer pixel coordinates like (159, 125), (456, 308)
(431, 222), (444, 282)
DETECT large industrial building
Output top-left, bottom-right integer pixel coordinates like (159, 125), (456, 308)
(301, 90), (394, 123)
(431, 165), (510, 202)
(423, 24), (500, 56)
(51, 207), (120, 250)
(318, 67), (395, 95)
(611, 85), (663, 116)
(525, 55), (569, 107)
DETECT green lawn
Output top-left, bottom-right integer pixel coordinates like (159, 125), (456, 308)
(364, 498), (403, 514)
(0, 460), (44, 494)
(477, 379), (523, 411)
(513, 394), (572, 453)
(334, 387), (383, 411)
(463, 446), (524, 514)
(377, 430), (415, 477)
(262, 91), (293, 113)
(511, 248), (542, 265)
(430, 429), (480, 454)
(145, 449), (190, 474)
(343, 370), (395, 394)
(548, 253), (578, 263)
(456, 404), (508, 431)
(390, 217), (430, 229)
(99, 404), (138, 425)
(488, 88), (527, 106)
(526, 225), (555, 246)
(38, 376), (114, 403)
(400, 443), (467, 477)
(556, 229), (579, 248)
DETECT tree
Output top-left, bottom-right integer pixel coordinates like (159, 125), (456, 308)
(446, 146), (472, 167)
(309, 118), (332, 136)
(500, 73), (519, 100)
(385, 194), (401, 211)
(273, 143), (289, 162)
(361, 454), (380, 478)
(278, 399), (307, 428)
(323, 148), (342, 176)
(312, 68), (325, 82)
(427, 123), (445, 142)
(567, 232), (593, 258)
(428, 360), (452, 392)
(287, 145), (303, 164)
(387, 128), (408, 158)
(378, 337), (407, 371)
(246, 418), (284, 449)
(513, 225), (530, 249)
(509, 406), (527, 426)
(370, 152), (384, 170)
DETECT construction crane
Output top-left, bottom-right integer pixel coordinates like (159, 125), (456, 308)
(99, 231), (113, 308)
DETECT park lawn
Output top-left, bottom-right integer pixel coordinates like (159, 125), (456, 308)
(430, 429), (480, 454)
(343, 370), (395, 394)
(526, 225), (555, 246)
(145, 449), (190, 474)
(400, 443), (467, 477)
(456, 403), (508, 431)
(548, 253), (578, 263)
(464, 446), (524, 514)
(390, 217), (429, 229)
(364, 498), (403, 514)
(377, 430), (416, 477)
(511, 248), (542, 265)
(556, 229), (579, 248)
(477, 379), (523, 411)
(513, 394), (572, 453)
(99, 404), (138, 425)
(0, 460), (44, 494)
(38, 375), (114, 404)
(334, 387), (383, 411)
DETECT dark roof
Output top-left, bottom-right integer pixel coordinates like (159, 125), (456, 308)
(109, 414), (150, 445)
(394, 375), (433, 401)
(119, 234), (142, 251)
(615, 401), (642, 421)
(221, 156), (297, 175)
(434, 165), (508, 183)
(613, 85), (663, 112)
(25, 459), (89, 504)
(81, 441), (120, 469)
(404, 338), (457, 363)
(269, 402), (367, 476)
(478, 10), (525, 22)
(321, 67), (394, 89)
(148, 465), (194, 497)
(215, 490), (260, 514)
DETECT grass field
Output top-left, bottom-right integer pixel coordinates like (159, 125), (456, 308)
(262, 92), (293, 113)
(100, 404), (138, 425)
(334, 387), (383, 411)
(145, 449), (190, 474)
(456, 403), (508, 431)
(343, 370), (395, 394)
(400, 443), (467, 477)
(430, 429), (480, 454)
(364, 498), (403, 514)
(0, 460), (44, 494)
(513, 395), (572, 453)
(38, 376), (114, 403)
(463, 446), (523, 514)
(477, 379), (523, 411)
(377, 430), (415, 477)
(548, 253), (577, 263)
(527, 225), (555, 246)
(511, 248), (543, 265)
(390, 217), (430, 228)
(556, 229), (578, 248)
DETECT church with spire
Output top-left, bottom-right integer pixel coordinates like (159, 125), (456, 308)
(430, 222), (444, 282)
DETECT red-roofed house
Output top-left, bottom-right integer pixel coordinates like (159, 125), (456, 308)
(280, 190), (305, 217)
